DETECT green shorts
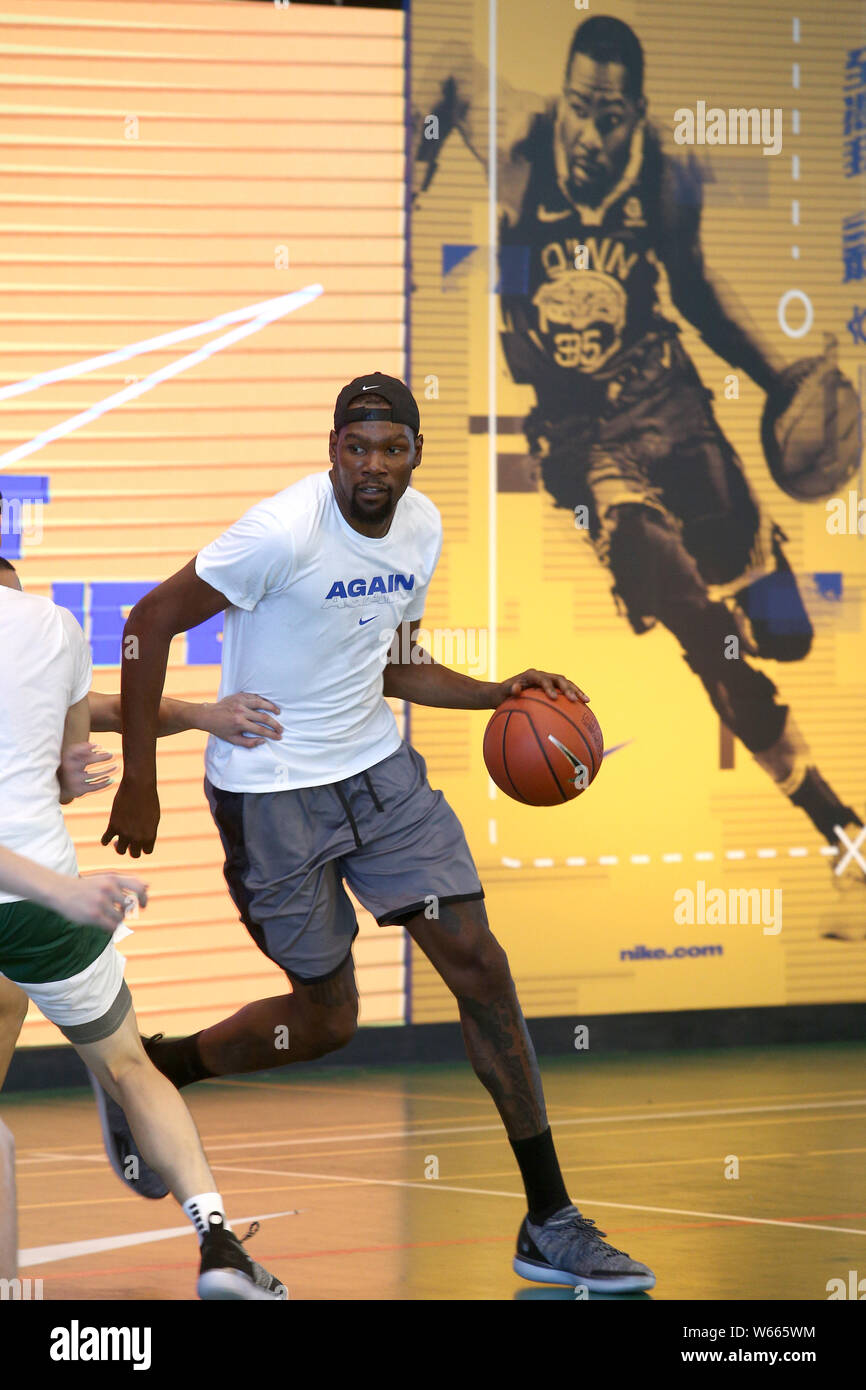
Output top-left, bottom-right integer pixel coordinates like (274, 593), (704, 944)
(0, 900), (131, 1043)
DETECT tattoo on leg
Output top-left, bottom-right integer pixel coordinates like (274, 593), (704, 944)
(305, 966), (357, 1009)
(456, 988), (548, 1140)
(432, 904), (464, 938)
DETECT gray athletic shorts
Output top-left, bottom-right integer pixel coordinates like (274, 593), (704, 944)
(204, 741), (484, 984)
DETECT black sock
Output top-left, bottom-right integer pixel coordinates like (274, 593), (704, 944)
(509, 1127), (570, 1224)
(146, 1032), (215, 1089)
(790, 766), (860, 844)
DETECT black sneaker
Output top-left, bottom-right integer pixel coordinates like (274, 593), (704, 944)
(88, 1070), (169, 1200)
(514, 1205), (655, 1293)
(197, 1215), (288, 1301)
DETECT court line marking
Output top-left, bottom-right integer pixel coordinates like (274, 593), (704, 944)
(15, 1154), (81, 1166)
(13, 1095), (866, 1171)
(36, 1234), (519, 1284)
(177, 1077), (866, 1123)
(19, 1172), (866, 1270)
(208, 1075), (501, 1109)
(210, 1145), (855, 1183)
(200, 1109), (866, 1169)
(126, 1094), (866, 1152)
(21, 1105), (865, 1209)
(212, 1140), (858, 1177)
(41, 1210), (866, 1285)
(17, 1125), (866, 1192)
(204, 1167), (866, 1238)
(808, 1145), (866, 1157)
(20, 1150), (107, 1165)
(13, 1084), (866, 1158)
(18, 1207), (301, 1268)
(501, 845), (841, 869)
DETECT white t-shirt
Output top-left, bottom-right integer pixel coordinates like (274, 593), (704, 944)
(0, 590), (92, 904)
(195, 470), (443, 791)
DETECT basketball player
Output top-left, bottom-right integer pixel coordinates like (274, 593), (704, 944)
(0, 842), (148, 1281)
(413, 15), (865, 931)
(0, 580), (287, 1298)
(0, 555), (284, 1077)
(99, 371), (655, 1293)
(0, 841), (148, 1281)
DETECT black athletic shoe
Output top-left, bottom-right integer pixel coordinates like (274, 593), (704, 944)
(141, 1032), (166, 1072)
(197, 1215), (288, 1301)
(88, 1070), (169, 1200)
(513, 1206), (655, 1293)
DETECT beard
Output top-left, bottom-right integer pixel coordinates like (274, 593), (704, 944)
(348, 486), (393, 523)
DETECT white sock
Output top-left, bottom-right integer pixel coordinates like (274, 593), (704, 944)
(182, 1192), (230, 1245)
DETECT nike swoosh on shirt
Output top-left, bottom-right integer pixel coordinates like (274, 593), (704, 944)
(537, 205), (573, 222)
(358, 616), (378, 626)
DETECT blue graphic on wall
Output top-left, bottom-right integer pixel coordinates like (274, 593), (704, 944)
(0, 474), (50, 559)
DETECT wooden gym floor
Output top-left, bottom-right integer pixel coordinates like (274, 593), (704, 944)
(5, 1041), (865, 1301)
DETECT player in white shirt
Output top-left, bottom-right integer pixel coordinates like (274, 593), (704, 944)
(0, 556), (283, 1086)
(101, 371), (655, 1292)
(0, 836), (149, 1283)
(0, 582), (287, 1298)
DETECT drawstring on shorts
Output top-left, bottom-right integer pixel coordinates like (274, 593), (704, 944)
(334, 770), (385, 850)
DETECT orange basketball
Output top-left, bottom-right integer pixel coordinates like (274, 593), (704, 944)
(483, 690), (603, 806)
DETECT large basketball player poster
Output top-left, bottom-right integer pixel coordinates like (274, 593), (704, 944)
(408, 0), (866, 1022)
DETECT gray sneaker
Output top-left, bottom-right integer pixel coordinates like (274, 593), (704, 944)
(514, 1205), (655, 1293)
(88, 1070), (169, 1200)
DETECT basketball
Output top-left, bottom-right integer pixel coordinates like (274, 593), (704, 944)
(761, 353), (860, 502)
(483, 691), (604, 805)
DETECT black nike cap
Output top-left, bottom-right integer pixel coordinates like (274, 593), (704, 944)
(333, 372), (420, 437)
